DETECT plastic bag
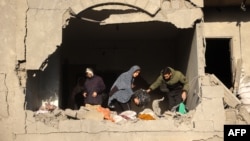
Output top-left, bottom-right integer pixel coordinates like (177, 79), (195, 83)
(178, 102), (187, 114)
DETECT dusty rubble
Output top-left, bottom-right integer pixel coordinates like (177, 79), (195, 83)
(34, 102), (195, 128)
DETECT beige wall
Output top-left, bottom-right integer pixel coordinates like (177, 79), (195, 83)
(241, 22), (250, 75)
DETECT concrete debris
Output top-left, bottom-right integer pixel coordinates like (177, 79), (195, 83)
(64, 108), (77, 118)
(238, 106), (250, 124)
(34, 109), (67, 128)
(225, 108), (238, 124)
(173, 113), (193, 127)
(209, 74), (241, 108)
(33, 104), (195, 128)
(225, 107), (250, 124)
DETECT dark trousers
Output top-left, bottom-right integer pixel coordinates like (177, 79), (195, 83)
(101, 93), (109, 108)
(75, 92), (85, 109)
(167, 89), (183, 110)
(112, 100), (131, 114)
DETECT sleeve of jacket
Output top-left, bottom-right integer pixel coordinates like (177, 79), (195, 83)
(149, 75), (163, 90)
(179, 73), (189, 92)
(96, 76), (106, 94)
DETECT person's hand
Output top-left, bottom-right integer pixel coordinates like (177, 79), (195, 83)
(92, 92), (97, 97)
(131, 84), (135, 88)
(133, 97), (140, 105)
(83, 92), (87, 97)
(146, 89), (151, 93)
(181, 91), (187, 101)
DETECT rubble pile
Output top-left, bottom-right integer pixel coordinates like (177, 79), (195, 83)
(33, 103), (194, 128)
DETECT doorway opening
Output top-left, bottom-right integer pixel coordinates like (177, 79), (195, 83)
(205, 38), (233, 89)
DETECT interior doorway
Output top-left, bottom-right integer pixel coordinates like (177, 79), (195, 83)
(205, 38), (233, 89)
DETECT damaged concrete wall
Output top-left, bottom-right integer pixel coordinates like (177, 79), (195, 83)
(185, 24), (204, 110)
(24, 0), (203, 70)
(203, 8), (250, 76)
(1, 0), (250, 141)
(0, 1), (26, 141)
(203, 8), (250, 106)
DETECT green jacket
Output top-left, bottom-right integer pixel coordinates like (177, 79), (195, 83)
(149, 67), (189, 92)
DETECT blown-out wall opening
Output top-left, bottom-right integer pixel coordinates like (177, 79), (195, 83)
(25, 8), (198, 113)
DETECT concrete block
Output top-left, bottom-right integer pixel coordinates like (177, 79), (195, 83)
(26, 110), (36, 123)
(135, 0), (148, 9)
(125, 0), (137, 5)
(64, 108), (77, 118)
(26, 122), (37, 133)
(192, 98), (225, 132)
(225, 109), (237, 124)
(201, 98), (225, 121)
(59, 120), (82, 132)
(81, 119), (109, 133)
(0, 91), (8, 118)
(201, 75), (211, 86)
(171, 0), (180, 9)
(201, 85), (224, 98)
(0, 74), (7, 91)
(193, 120), (214, 131)
(25, 111), (37, 133)
(36, 121), (59, 133)
(239, 106), (250, 124)
(84, 110), (104, 120)
(144, 2), (160, 15)
(213, 119), (224, 131)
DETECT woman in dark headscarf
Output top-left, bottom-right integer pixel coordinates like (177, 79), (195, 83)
(83, 68), (106, 106)
(108, 65), (141, 113)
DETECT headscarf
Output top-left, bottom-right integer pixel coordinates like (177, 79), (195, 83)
(110, 65), (140, 90)
(108, 65), (141, 104)
(86, 68), (94, 77)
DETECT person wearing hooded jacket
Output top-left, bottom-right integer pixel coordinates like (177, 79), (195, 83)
(108, 65), (141, 114)
(83, 68), (106, 106)
(146, 66), (189, 111)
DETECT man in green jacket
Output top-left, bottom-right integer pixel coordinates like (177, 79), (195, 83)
(146, 66), (189, 111)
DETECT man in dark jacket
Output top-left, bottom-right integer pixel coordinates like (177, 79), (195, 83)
(146, 66), (189, 111)
(83, 68), (106, 106)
